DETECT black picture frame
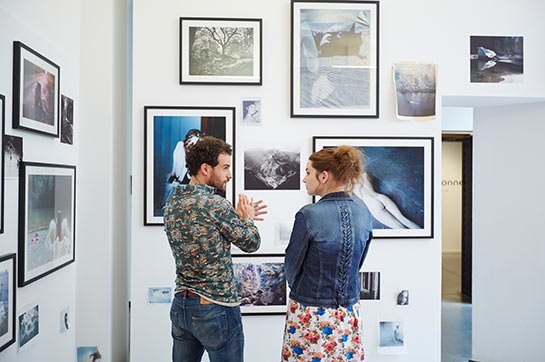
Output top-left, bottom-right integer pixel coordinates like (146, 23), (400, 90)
(12, 41), (60, 137)
(0, 94), (5, 234)
(18, 162), (76, 287)
(0, 253), (16, 353)
(144, 106), (236, 225)
(180, 17), (263, 85)
(313, 136), (434, 238)
(291, 0), (379, 118)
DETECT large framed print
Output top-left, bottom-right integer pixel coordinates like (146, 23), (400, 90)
(12, 41), (60, 136)
(18, 162), (76, 287)
(314, 137), (434, 238)
(180, 18), (262, 85)
(0, 94), (5, 234)
(232, 256), (287, 315)
(0, 253), (16, 353)
(144, 106), (235, 225)
(291, 0), (379, 118)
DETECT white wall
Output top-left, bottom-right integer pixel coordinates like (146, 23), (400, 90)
(441, 141), (462, 253)
(442, 107), (473, 132)
(472, 103), (545, 362)
(0, 1), (80, 360)
(131, 0), (442, 361)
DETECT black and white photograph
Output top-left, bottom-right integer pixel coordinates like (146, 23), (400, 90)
(314, 137), (434, 238)
(18, 303), (39, 351)
(144, 106), (235, 225)
(241, 99), (262, 126)
(12, 41), (60, 136)
(291, 1), (379, 117)
(59, 306), (70, 333)
(232, 256), (287, 314)
(393, 62), (436, 120)
(148, 287), (172, 304)
(244, 147), (300, 190)
(378, 321), (406, 354)
(19, 162), (76, 287)
(470, 35), (523, 83)
(4, 135), (23, 179)
(60, 95), (74, 145)
(180, 18), (262, 85)
(0, 254), (15, 353)
(359, 271), (380, 300)
(397, 290), (409, 305)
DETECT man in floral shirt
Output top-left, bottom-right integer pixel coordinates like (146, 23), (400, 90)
(164, 136), (266, 362)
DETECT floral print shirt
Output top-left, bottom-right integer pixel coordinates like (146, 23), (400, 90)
(164, 183), (260, 306)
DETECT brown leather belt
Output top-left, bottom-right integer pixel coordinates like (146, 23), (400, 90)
(177, 290), (213, 304)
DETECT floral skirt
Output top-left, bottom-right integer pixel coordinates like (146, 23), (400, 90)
(281, 299), (364, 361)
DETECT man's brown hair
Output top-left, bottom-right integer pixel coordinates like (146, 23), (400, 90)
(185, 136), (232, 176)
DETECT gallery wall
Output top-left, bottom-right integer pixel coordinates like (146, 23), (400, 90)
(473, 102), (545, 362)
(0, 0), (80, 360)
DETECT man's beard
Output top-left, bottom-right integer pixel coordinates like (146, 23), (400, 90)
(209, 175), (227, 192)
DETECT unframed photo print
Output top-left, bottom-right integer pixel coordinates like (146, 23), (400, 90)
(359, 271), (380, 300)
(148, 287), (172, 304)
(244, 146), (300, 190)
(378, 321), (406, 354)
(18, 302), (39, 351)
(241, 99), (262, 126)
(77, 346), (102, 362)
(60, 306), (70, 333)
(3, 135), (22, 179)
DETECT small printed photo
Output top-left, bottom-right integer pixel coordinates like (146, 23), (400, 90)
(60, 306), (70, 333)
(275, 222), (292, 247)
(148, 287), (173, 304)
(378, 321), (406, 354)
(470, 35), (523, 83)
(3, 135), (23, 179)
(244, 147), (300, 190)
(359, 271), (380, 300)
(393, 62), (436, 120)
(61, 95), (74, 145)
(18, 303), (39, 350)
(397, 290), (409, 306)
(77, 346), (102, 362)
(241, 99), (262, 126)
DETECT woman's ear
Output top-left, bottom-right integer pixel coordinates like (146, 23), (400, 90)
(320, 170), (329, 184)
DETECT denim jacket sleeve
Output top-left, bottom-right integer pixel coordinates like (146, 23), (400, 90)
(214, 199), (261, 253)
(284, 210), (310, 287)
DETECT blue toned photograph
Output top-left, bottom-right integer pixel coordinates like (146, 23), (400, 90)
(77, 346), (102, 362)
(152, 115), (226, 217)
(0, 270), (8, 336)
(18, 305), (39, 349)
(233, 262), (286, 307)
(470, 35), (523, 83)
(241, 100), (261, 125)
(148, 287), (172, 304)
(379, 321), (404, 347)
(299, 9), (371, 109)
(356, 146), (424, 230)
(393, 63), (436, 119)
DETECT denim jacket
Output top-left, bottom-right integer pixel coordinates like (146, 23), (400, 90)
(285, 192), (373, 308)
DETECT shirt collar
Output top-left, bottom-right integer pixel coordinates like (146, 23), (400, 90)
(180, 183), (217, 195)
(318, 191), (352, 202)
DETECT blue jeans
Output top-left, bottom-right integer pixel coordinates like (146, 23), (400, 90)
(170, 292), (244, 362)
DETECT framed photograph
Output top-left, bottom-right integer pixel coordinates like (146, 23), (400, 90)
(180, 18), (262, 85)
(232, 256), (287, 315)
(291, 0), (379, 118)
(18, 302), (39, 351)
(144, 106), (235, 225)
(12, 41), (60, 136)
(359, 271), (380, 300)
(0, 253), (16, 353)
(470, 35), (523, 83)
(0, 95), (5, 233)
(18, 162), (76, 287)
(60, 95), (74, 145)
(314, 137), (434, 238)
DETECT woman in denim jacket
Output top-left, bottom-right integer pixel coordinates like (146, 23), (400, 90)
(282, 146), (373, 361)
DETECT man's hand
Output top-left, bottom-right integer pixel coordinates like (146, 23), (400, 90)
(235, 195), (268, 221)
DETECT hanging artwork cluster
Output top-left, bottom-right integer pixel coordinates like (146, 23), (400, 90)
(0, 40), (77, 354)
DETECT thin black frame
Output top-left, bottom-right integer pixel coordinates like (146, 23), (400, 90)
(290, 0), (380, 118)
(313, 136), (434, 239)
(0, 94), (5, 234)
(180, 17), (263, 85)
(12, 41), (60, 137)
(232, 255), (287, 315)
(0, 253), (16, 353)
(144, 106), (236, 226)
(18, 162), (76, 287)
